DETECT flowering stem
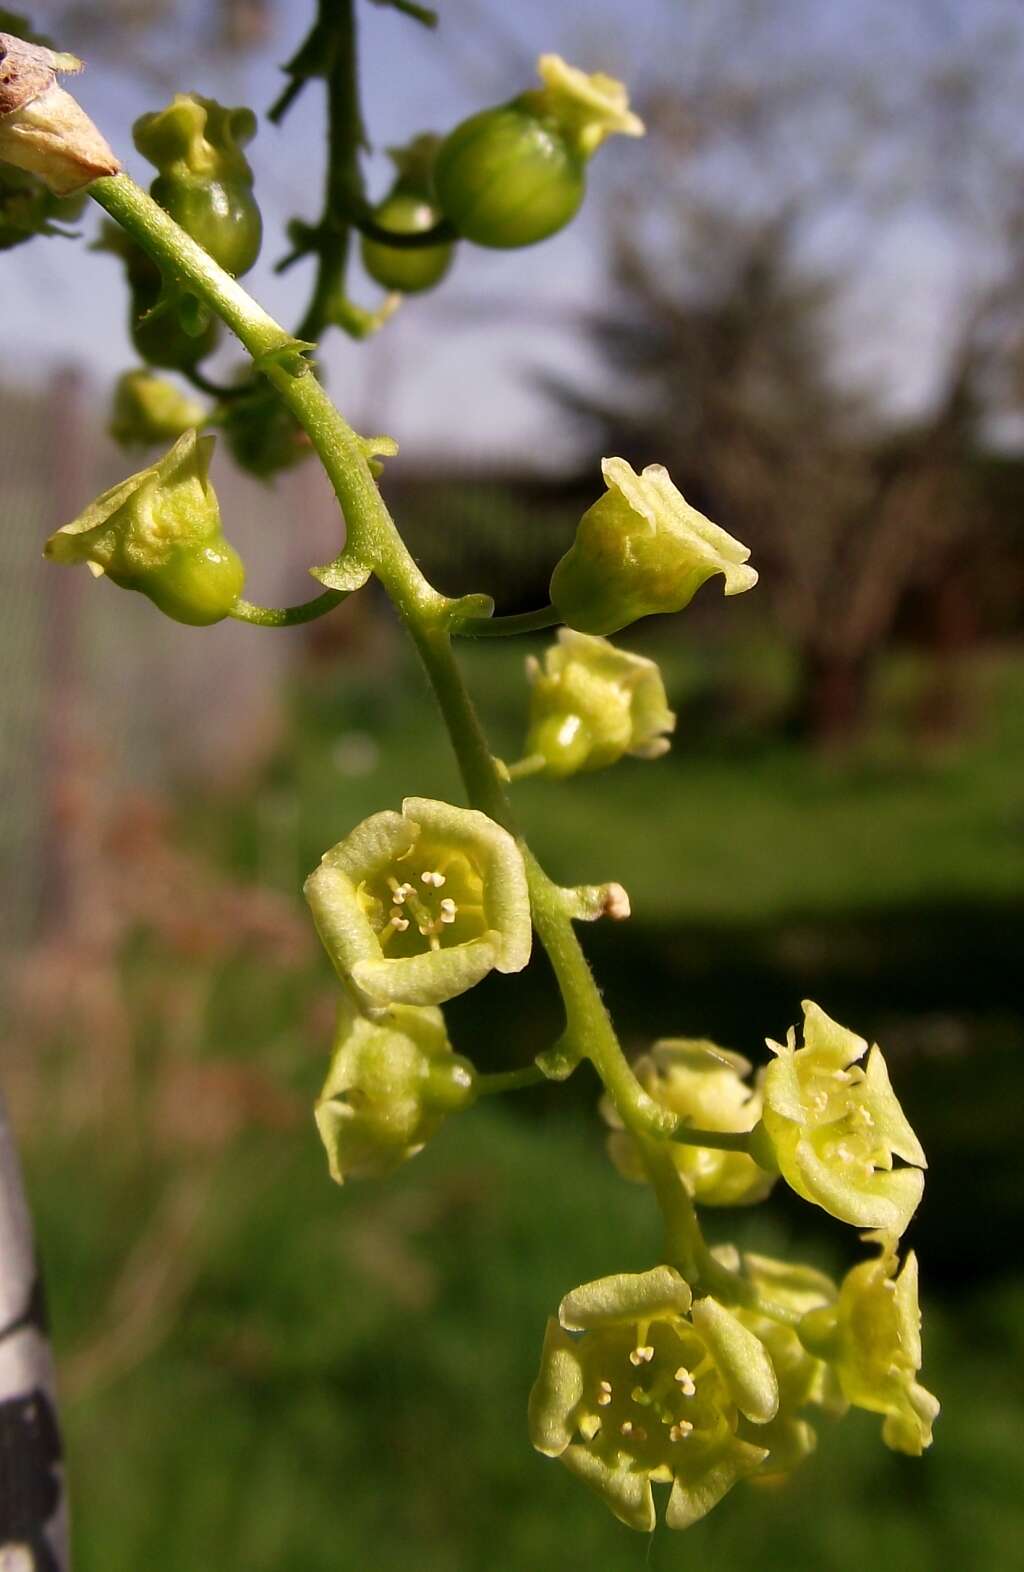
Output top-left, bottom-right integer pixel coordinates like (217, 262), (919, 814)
(230, 590), (347, 627)
(86, 169), (704, 1255)
(638, 1134), (705, 1281)
(453, 604), (562, 638)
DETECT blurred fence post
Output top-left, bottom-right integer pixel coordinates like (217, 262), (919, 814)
(0, 1090), (69, 1571)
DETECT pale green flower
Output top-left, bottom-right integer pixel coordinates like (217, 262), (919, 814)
(304, 797), (531, 1011)
(799, 1233), (939, 1455)
(550, 458), (758, 635)
(43, 429), (245, 625)
(527, 54), (645, 157)
(603, 1041), (775, 1207)
(522, 630), (675, 777)
(757, 1001), (926, 1236)
(314, 999), (475, 1182)
(529, 1265), (778, 1532)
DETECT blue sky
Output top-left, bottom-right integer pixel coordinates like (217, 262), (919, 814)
(2, 0), (1009, 467)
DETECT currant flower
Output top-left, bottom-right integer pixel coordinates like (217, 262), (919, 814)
(754, 1001), (926, 1235)
(549, 458), (758, 636)
(529, 1265), (778, 1533)
(43, 429), (245, 625)
(602, 1041), (775, 1207)
(304, 797), (531, 1011)
(715, 1246), (846, 1482)
(798, 1233), (939, 1455)
(519, 630), (675, 778)
(314, 999), (476, 1182)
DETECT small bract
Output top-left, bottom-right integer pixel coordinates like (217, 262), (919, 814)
(603, 1041), (775, 1207)
(550, 458), (758, 636)
(523, 630), (675, 778)
(43, 429), (245, 625)
(529, 1265), (778, 1533)
(314, 999), (476, 1182)
(304, 797), (532, 1011)
(799, 1233), (939, 1455)
(109, 369), (206, 448)
(756, 1001), (926, 1236)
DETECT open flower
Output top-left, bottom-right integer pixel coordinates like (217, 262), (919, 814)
(798, 1233), (939, 1455)
(521, 630), (675, 778)
(43, 429), (245, 625)
(756, 1001), (926, 1236)
(716, 1247), (846, 1482)
(549, 458), (758, 636)
(314, 999), (476, 1182)
(304, 797), (531, 1011)
(603, 1041), (775, 1207)
(529, 1265), (778, 1532)
(526, 54), (645, 157)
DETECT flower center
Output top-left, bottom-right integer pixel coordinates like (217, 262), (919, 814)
(579, 1324), (724, 1470)
(358, 840), (488, 959)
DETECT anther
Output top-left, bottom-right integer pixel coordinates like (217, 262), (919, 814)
(620, 1420), (646, 1441)
(669, 1421), (693, 1442)
(389, 913), (410, 932)
(674, 1367), (696, 1396)
(597, 1380), (612, 1407)
(421, 870), (446, 888)
(629, 1345), (654, 1366)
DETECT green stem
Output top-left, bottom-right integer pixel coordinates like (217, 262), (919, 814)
(474, 1065), (547, 1096)
(454, 605), (561, 639)
(639, 1135), (705, 1281)
(229, 590), (347, 627)
(671, 1127), (753, 1154)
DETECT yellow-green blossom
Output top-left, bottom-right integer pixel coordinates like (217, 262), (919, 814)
(525, 54), (645, 157)
(756, 1001), (926, 1236)
(550, 458), (758, 635)
(529, 1265), (778, 1532)
(43, 429), (245, 625)
(520, 630), (675, 778)
(314, 999), (475, 1182)
(799, 1233), (939, 1455)
(304, 797), (532, 1011)
(603, 1041), (775, 1207)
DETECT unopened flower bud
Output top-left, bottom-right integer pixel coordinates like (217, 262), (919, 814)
(603, 1041), (775, 1207)
(304, 797), (531, 1011)
(0, 31), (119, 194)
(109, 369), (206, 447)
(522, 630), (675, 777)
(134, 94), (262, 276)
(360, 133), (455, 295)
(529, 1265), (778, 1532)
(757, 1001), (926, 1236)
(44, 429), (244, 625)
(550, 458), (758, 635)
(314, 999), (476, 1182)
(434, 54), (643, 250)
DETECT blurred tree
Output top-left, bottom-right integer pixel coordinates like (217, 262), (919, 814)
(547, 0), (1024, 743)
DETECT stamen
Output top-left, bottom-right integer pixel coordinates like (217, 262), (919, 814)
(389, 912), (410, 932)
(620, 1420), (646, 1441)
(596, 1380), (612, 1407)
(674, 1367), (696, 1396)
(629, 1345), (655, 1366)
(421, 870), (446, 888)
(669, 1421), (693, 1442)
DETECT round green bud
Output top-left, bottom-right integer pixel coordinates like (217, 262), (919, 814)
(522, 630), (675, 778)
(361, 191), (454, 293)
(433, 105), (584, 249)
(433, 54), (643, 250)
(44, 429), (245, 626)
(109, 369), (206, 448)
(222, 385), (310, 478)
(134, 94), (262, 276)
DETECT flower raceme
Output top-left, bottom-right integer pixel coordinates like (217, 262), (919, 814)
(314, 1000), (476, 1182)
(304, 798), (532, 1012)
(755, 1001), (927, 1236)
(798, 1233), (939, 1455)
(520, 630), (675, 778)
(550, 458), (758, 635)
(43, 429), (245, 625)
(602, 1040), (775, 1207)
(529, 1266), (779, 1533)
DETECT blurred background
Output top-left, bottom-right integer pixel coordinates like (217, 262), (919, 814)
(2, 1), (1023, 1567)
